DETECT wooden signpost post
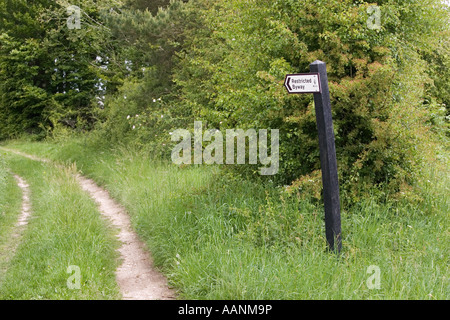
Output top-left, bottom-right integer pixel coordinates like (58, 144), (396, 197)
(284, 60), (342, 253)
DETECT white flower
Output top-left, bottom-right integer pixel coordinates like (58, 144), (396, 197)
(169, 132), (173, 135)
(132, 125), (135, 129)
(161, 115), (164, 118)
(135, 114), (139, 117)
(158, 98), (161, 101)
(127, 115), (130, 120)
(153, 99), (156, 102)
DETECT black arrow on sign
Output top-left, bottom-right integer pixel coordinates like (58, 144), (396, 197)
(286, 76), (292, 91)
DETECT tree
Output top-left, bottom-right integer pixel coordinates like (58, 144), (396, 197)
(0, 0), (54, 138)
(0, 0), (118, 139)
(97, 0), (197, 146)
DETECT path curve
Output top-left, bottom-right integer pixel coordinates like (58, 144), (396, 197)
(76, 175), (176, 300)
(1, 147), (176, 300)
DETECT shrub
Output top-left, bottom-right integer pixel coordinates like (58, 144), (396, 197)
(174, 0), (449, 204)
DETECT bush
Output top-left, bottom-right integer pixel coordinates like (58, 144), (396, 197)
(95, 74), (192, 158)
(174, 0), (449, 204)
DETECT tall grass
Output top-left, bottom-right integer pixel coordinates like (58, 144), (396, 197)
(3, 139), (449, 299)
(0, 152), (121, 299)
(0, 155), (23, 283)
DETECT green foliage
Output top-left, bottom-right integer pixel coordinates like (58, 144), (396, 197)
(0, 0), (119, 139)
(0, 33), (52, 139)
(422, 28), (450, 137)
(95, 76), (189, 155)
(1, 0), (448, 205)
(104, 0), (192, 94)
(174, 0), (450, 203)
(95, 0), (195, 151)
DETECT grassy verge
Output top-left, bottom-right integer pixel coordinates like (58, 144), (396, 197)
(0, 155), (23, 283)
(0, 150), (121, 299)
(2, 139), (449, 299)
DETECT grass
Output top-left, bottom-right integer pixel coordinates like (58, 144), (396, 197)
(0, 149), (121, 299)
(0, 156), (23, 284)
(1, 138), (449, 299)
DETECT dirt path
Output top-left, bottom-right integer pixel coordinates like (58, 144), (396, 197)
(1, 147), (176, 300)
(12, 174), (32, 228)
(76, 175), (176, 300)
(0, 173), (32, 280)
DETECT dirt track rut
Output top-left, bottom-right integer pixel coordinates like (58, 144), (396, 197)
(1, 147), (176, 300)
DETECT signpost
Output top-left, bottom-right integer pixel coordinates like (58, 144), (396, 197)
(284, 73), (321, 94)
(284, 60), (342, 253)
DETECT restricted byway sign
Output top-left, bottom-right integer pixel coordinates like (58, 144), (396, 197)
(284, 73), (321, 94)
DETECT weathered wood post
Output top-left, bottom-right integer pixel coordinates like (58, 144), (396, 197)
(309, 60), (341, 252)
(284, 60), (342, 253)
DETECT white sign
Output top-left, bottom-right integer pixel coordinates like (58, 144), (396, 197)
(284, 73), (321, 94)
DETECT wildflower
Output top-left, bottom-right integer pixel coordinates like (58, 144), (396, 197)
(127, 115), (130, 120)
(161, 115), (164, 118)
(153, 99), (156, 102)
(132, 125), (135, 129)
